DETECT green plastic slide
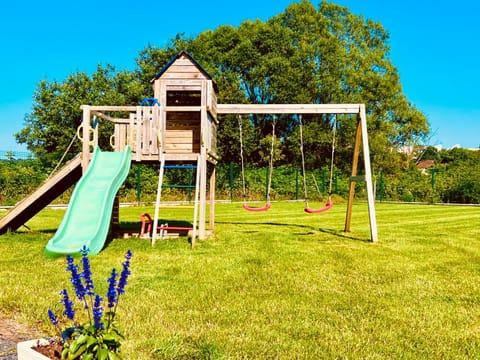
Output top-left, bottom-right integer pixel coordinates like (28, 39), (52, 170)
(45, 146), (132, 257)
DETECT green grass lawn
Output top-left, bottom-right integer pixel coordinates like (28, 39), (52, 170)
(1, 202), (480, 359)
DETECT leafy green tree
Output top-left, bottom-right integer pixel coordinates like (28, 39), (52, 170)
(418, 146), (440, 162)
(15, 66), (143, 167)
(168, 0), (428, 169)
(437, 148), (480, 204)
(0, 159), (45, 205)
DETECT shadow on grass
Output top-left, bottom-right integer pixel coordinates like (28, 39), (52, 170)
(18, 227), (57, 234)
(317, 227), (370, 243)
(120, 219), (192, 229)
(216, 221), (369, 242)
(21, 221), (369, 244)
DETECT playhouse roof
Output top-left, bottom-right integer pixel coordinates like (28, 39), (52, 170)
(151, 50), (217, 90)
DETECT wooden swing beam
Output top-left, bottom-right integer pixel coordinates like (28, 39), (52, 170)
(80, 102), (378, 242)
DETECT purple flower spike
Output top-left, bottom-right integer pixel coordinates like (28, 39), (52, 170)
(80, 248), (94, 296)
(66, 255), (86, 302)
(93, 295), (104, 330)
(60, 289), (75, 321)
(107, 268), (118, 309)
(48, 309), (59, 326)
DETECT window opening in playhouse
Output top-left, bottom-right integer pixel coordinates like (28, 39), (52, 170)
(166, 90), (201, 106)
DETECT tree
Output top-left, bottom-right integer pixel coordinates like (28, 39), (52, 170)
(17, 0), (429, 176)
(160, 0), (429, 169)
(437, 148), (480, 204)
(15, 66), (143, 167)
(417, 146), (440, 162)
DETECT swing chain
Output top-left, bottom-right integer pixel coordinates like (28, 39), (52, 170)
(298, 115), (309, 207)
(266, 116), (276, 203)
(328, 115), (337, 197)
(238, 115), (248, 203)
(298, 114), (337, 207)
(238, 114), (276, 209)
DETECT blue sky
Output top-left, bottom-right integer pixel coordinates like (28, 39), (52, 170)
(1, 0), (479, 151)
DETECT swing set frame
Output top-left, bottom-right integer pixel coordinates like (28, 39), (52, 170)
(217, 103), (378, 242)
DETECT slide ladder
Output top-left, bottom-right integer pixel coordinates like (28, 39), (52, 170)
(151, 154), (201, 247)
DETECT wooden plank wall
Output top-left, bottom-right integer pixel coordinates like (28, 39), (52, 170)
(140, 106), (160, 156)
(114, 123), (127, 152)
(160, 57), (207, 80)
(207, 81), (217, 117)
(163, 111), (200, 154)
(210, 121), (217, 156)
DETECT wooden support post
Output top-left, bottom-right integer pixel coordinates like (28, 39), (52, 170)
(111, 195), (120, 236)
(131, 106), (142, 161)
(158, 102), (165, 162)
(81, 105), (91, 173)
(154, 104), (161, 156)
(199, 88), (208, 240)
(209, 165), (216, 230)
(93, 115), (99, 148)
(128, 113), (137, 160)
(199, 146), (208, 239)
(191, 155), (201, 248)
(344, 116), (362, 233)
(135, 107), (142, 160)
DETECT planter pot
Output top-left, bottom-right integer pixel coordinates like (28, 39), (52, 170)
(17, 339), (51, 360)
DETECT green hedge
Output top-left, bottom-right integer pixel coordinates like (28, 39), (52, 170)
(1, 158), (480, 206)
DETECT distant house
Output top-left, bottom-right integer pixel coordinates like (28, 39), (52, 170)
(417, 159), (434, 174)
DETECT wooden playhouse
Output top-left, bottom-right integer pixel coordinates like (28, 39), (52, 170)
(79, 51), (219, 246)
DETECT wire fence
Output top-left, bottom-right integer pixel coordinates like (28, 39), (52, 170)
(128, 163), (353, 205)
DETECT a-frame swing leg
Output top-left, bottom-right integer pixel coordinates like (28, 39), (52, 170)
(360, 105), (378, 242)
(344, 118), (362, 233)
(344, 105), (378, 242)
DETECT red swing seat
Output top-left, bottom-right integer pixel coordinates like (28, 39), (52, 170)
(304, 199), (333, 214)
(242, 202), (271, 212)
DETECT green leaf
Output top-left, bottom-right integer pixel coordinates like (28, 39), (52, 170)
(97, 347), (109, 360)
(68, 344), (86, 359)
(86, 335), (98, 349)
(108, 351), (123, 360)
